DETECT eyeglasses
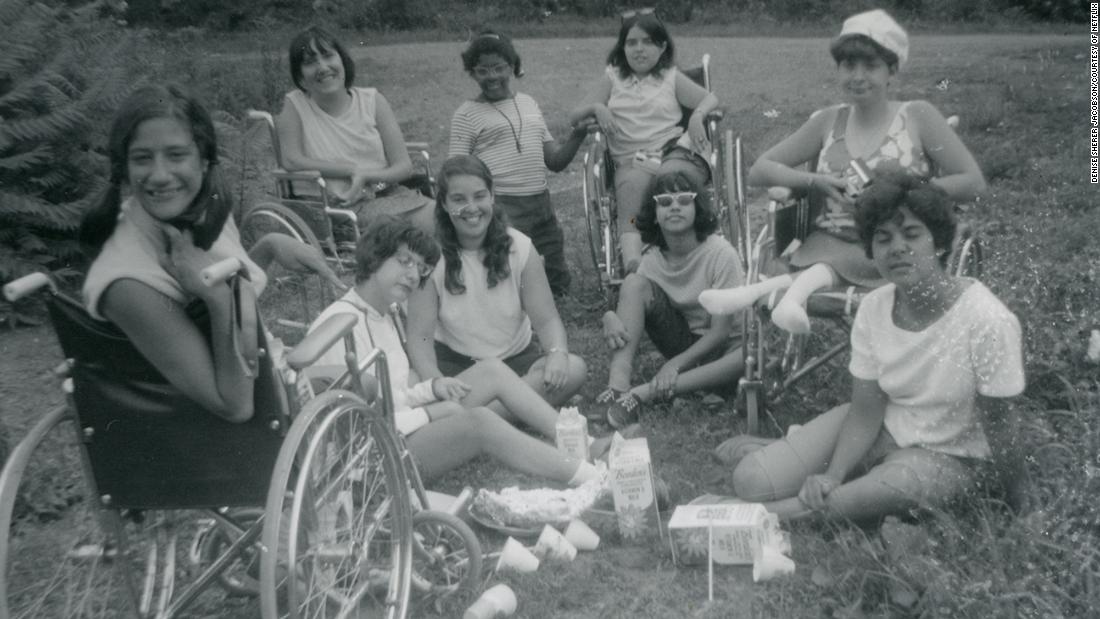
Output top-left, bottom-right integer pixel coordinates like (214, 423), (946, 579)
(393, 252), (433, 278)
(653, 192), (697, 207)
(472, 63), (512, 79)
(621, 7), (658, 22)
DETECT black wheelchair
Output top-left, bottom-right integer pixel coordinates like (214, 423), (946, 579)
(0, 262), (481, 618)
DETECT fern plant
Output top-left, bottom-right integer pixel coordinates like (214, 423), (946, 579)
(0, 0), (133, 299)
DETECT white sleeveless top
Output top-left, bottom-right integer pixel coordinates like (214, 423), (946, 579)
(284, 87), (389, 196)
(605, 65), (685, 158)
(430, 228), (534, 360)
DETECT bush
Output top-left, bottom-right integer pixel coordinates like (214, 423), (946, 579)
(0, 0), (134, 285)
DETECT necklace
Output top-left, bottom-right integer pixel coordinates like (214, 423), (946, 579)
(489, 97), (523, 153)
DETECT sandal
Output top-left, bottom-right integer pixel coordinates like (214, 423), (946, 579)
(595, 387), (623, 405)
(607, 392), (642, 429)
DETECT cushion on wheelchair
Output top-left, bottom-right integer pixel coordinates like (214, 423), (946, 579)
(48, 295), (289, 510)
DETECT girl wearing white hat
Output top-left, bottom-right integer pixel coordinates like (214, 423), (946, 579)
(699, 9), (986, 335)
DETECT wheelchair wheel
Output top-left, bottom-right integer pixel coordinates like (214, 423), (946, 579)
(409, 510), (482, 605)
(240, 201), (338, 336)
(240, 201), (324, 254)
(950, 227), (982, 279)
(192, 508), (264, 597)
(0, 405), (156, 618)
(582, 138), (621, 306)
(260, 390), (413, 619)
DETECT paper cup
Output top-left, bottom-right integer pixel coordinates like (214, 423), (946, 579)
(495, 537), (540, 573)
(534, 525), (578, 561)
(563, 519), (600, 551)
(464, 583), (518, 619)
(752, 545), (796, 582)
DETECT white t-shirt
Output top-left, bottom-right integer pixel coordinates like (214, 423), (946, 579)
(309, 289), (434, 436)
(848, 280), (1025, 459)
(430, 227), (533, 360)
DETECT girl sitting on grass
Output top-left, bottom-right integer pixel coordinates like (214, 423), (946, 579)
(723, 172), (1025, 522)
(406, 155), (587, 412)
(308, 216), (604, 484)
(699, 9), (985, 335)
(568, 8), (718, 273)
(597, 171), (745, 428)
(449, 30), (589, 297)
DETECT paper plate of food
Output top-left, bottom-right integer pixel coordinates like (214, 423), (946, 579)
(468, 478), (608, 538)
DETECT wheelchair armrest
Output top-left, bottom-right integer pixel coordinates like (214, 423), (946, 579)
(287, 312), (358, 372)
(272, 169), (324, 183)
(768, 186), (806, 206)
(405, 141), (429, 151)
(246, 109), (274, 126)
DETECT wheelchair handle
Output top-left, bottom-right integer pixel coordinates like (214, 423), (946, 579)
(3, 272), (55, 302)
(286, 312), (358, 372)
(200, 257), (243, 287)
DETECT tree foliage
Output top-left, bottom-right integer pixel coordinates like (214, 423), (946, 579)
(0, 0), (133, 282)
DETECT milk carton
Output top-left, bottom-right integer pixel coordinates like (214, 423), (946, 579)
(667, 502), (772, 566)
(609, 437), (661, 544)
(555, 407), (590, 462)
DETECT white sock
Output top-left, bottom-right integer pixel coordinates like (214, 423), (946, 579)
(698, 275), (792, 315)
(770, 298), (812, 334)
(568, 461), (601, 486)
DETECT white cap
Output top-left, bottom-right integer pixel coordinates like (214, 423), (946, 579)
(834, 9), (909, 69)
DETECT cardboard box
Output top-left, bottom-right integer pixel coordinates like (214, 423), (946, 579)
(667, 503), (772, 566)
(609, 437), (661, 544)
(555, 407), (590, 462)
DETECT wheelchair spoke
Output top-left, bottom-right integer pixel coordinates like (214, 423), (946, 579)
(263, 391), (412, 619)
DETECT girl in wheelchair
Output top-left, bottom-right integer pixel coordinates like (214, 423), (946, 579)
(309, 217), (605, 486)
(699, 9), (985, 335)
(79, 83), (342, 422)
(276, 26), (435, 233)
(722, 172), (1025, 521)
(597, 171), (744, 428)
(569, 8), (718, 273)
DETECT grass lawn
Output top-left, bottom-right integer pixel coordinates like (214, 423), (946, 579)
(2, 30), (1095, 618)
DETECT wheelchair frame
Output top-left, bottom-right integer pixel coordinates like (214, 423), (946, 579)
(242, 110), (436, 266)
(724, 119), (984, 435)
(0, 266), (483, 618)
(581, 54), (727, 307)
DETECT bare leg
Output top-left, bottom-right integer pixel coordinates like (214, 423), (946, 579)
(605, 273), (652, 392)
(699, 274), (794, 315)
(409, 406), (582, 482)
(770, 263), (837, 334)
(520, 353), (587, 409)
(730, 404), (851, 501)
(630, 345), (745, 402)
(762, 448), (980, 522)
(457, 358), (560, 438)
(614, 163), (656, 273)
